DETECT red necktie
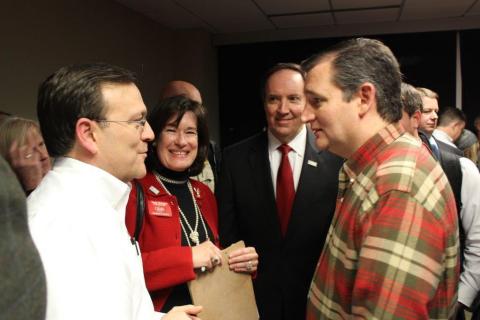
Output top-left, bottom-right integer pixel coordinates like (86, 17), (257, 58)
(276, 144), (295, 236)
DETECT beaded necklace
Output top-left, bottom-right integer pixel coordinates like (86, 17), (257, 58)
(153, 171), (209, 246)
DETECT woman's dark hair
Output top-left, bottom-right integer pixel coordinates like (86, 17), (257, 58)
(146, 95), (209, 176)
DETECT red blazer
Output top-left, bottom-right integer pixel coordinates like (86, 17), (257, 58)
(125, 171), (219, 311)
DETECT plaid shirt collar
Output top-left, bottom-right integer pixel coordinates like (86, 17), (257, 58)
(343, 123), (405, 181)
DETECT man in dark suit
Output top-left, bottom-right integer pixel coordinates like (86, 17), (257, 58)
(217, 63), (343, 320)
(417, 87), (480, 319)
(416, 87), (463, 157)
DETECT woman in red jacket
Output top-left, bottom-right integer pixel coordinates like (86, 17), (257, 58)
(125, 96), (258, 312)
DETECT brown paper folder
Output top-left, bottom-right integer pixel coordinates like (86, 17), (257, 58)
(187, 241), (259, 320)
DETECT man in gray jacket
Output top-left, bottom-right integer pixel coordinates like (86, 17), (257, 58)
(0, 155), (46, 320)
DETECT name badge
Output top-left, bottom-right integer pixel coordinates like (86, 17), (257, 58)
(147, 200), (173, 217)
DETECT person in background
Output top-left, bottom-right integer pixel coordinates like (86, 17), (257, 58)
(417, 88), (463, 158)
(160, 80), (220, 193)
(473, 115), (480, 144)
(302, 38), (459, 319)
(0, 155), (46, 320)
(0, 117), (51, 194)
(161, 81), (202, 105)
(427, 106), (480, 318)
(0, 110), (11, 123)
(28, 62), (202, 320)
(399, 82), (422, 138)
(456, 129), (479, 166)
(401, 86), (480, 318)
(125, 95), (258, 312)
(433, 107), (466, 148)
(218, 63), (343, 320)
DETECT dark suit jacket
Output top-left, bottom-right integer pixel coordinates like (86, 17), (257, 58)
(0, 156), (46, 320)
(436, 139), (464, 157)
(217, 130), (343, 320)
(208, 139), (221, 186)
(420, 133), (463, 211)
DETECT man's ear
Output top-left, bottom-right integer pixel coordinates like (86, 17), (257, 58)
(357, 82), (376, 118)
(452, 121), (466, 140)
(75, 118), (99, 155)
(454, 120), (465, 131)
(412, 110), (421, 130)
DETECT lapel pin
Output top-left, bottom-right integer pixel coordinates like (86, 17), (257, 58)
(149, 186), (160, 195)
(307, 160), (318, 167)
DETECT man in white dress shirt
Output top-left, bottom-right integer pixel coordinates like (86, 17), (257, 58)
(417, 89), (480, 316)
(433, 107), (466, 147)
(28, 63), (201, 320)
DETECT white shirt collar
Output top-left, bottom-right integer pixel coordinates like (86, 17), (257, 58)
(267, 125), (307, 156)
(52, 157), (131, 212)
(432, 129), (455, 147)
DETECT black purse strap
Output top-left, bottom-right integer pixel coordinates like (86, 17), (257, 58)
(130, 180), (145, 254)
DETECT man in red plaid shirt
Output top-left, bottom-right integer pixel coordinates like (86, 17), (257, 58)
(301, 38), (460, 319)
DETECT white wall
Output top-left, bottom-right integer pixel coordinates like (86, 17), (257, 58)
(0, 0), (220, 140)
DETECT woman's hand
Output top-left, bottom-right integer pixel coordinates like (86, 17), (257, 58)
(228, 246), (258, 274)
(8, 132), (43, 192)
(191, 240), (223, 272)
(162, 304), (202, 320)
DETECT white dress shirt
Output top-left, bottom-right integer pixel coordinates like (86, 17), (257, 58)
(433, 129), (455, 146)
(28, 157), (162, 320)
(433, 129), (480, 307)
(268, 125), (306, 196)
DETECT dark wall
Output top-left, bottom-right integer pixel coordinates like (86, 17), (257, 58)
(461, 29), (480, 132)
(218, 31), (458, 148)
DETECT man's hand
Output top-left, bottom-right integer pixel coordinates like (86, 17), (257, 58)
(163, 305), (202, 320)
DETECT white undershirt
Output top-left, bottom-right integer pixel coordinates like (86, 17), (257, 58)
(268, 125), (306, 197)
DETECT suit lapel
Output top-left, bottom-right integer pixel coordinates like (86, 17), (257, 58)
(248, 133), (281, 238)
(284, 131), (320, 239)
(248, 133), (276, 206)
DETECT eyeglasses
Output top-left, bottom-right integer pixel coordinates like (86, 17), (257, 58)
(93, 119), (147, 132)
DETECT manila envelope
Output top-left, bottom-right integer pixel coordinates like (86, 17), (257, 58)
(188, 241), (259, 320)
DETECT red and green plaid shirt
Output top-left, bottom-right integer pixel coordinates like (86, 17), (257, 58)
(306, 124), (459, 320)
